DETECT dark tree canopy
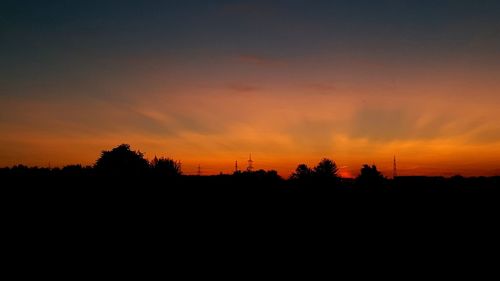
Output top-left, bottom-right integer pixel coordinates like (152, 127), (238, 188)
(232, 169), (283, 184)
(290, 159), (340, 187)
(151, 156), (182, 177)
(313, 158), (339, 179)
(291, 164), (313, 180)
(356, 164), (386, 189)
(94, 144), (149, 176)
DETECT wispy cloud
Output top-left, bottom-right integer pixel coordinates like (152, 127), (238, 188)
(303, 83), (337, 95)
(227, 83), (260, 93)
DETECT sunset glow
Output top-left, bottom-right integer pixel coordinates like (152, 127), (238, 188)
(2, 1), (500, 177)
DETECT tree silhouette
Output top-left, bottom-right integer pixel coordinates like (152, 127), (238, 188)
(291, 164), (313, 180)
(94, 144), (149, 176)
(356, 164), (386, 190)
(151, 156), (182, 177)
(313, 158), (339, 179)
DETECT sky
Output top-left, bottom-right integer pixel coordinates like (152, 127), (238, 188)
(1, 0), (500, 177)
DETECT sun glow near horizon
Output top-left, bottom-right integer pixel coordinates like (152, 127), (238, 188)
(1, 1), (500, 177)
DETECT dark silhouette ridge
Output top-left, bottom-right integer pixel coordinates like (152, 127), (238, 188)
(3, 143), (500, 238)
(1, 143), (500, 196)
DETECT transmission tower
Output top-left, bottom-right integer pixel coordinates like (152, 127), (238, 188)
(393, 155), (397, 179)
(235, 160), (238, 173)
(247, 154), (254, 172)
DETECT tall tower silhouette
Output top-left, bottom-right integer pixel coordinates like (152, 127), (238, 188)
(247, 154), (254, 172)
(393, 155), (397, 179)
(235, 160), (238, 173)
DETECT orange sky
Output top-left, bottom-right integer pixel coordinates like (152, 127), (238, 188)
(1, 56), (500, 177)
(2, 1), (500, 177)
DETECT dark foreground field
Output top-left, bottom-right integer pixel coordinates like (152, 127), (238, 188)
(3, 171), (500, 209)
(3, 164), (500, 223)
(3, 171), (500, 272)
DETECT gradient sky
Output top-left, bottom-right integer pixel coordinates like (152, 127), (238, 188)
(2, 0), (500, 177)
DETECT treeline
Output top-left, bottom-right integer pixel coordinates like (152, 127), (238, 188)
(0, 144), (381, 184)
(1, 144), (181, 177)
(1, 144), (500, 192)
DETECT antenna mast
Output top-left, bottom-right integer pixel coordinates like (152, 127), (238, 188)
(393, 155), (397, 179)
(247, 154), (254, 172)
